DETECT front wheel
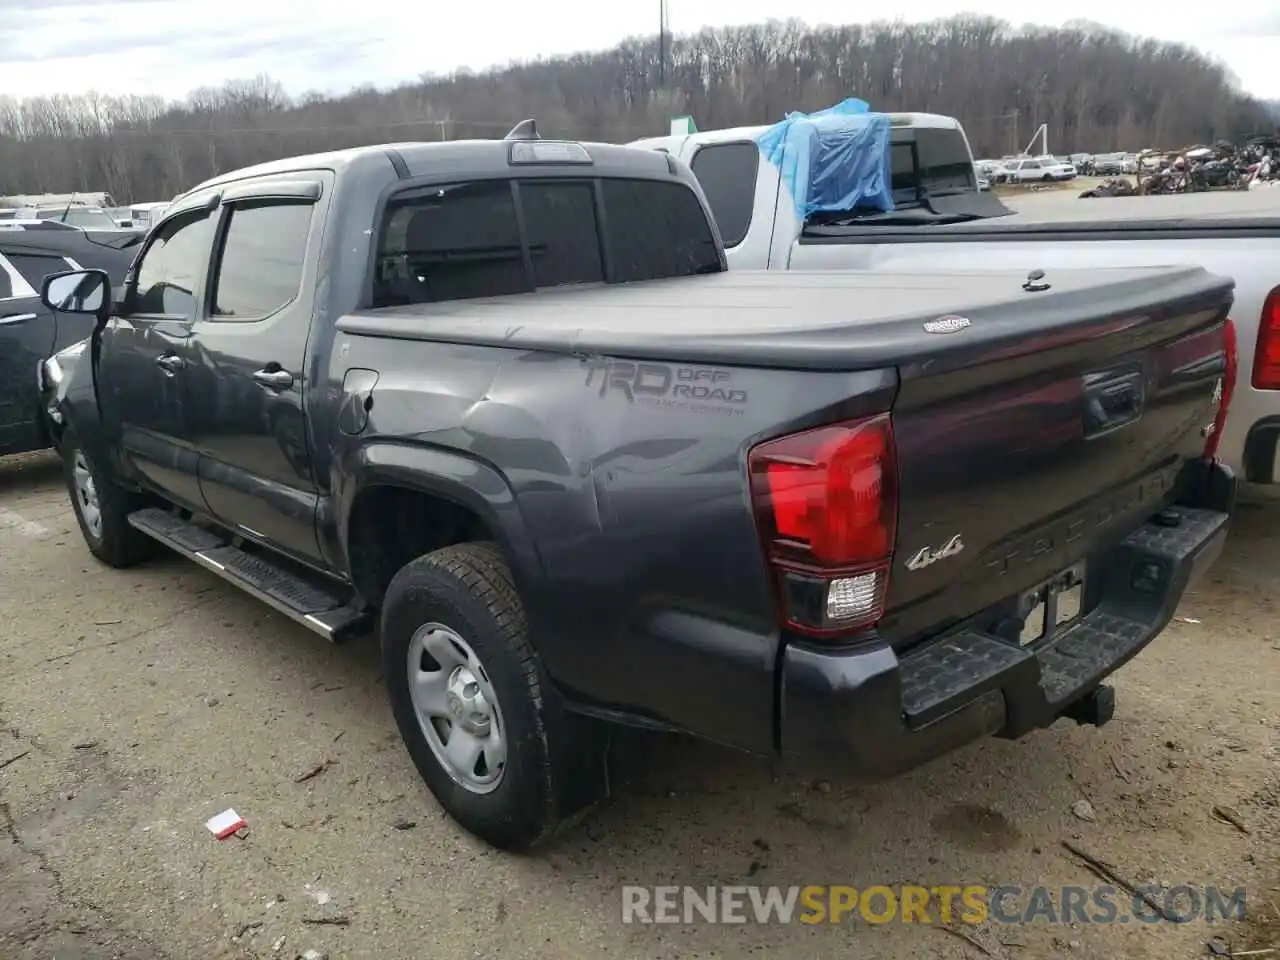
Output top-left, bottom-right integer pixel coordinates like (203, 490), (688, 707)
(381, 542), (607, 850)
(62, 435), (157, 568)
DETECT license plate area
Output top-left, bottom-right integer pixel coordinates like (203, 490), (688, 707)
(1018, 562), (1086, 648)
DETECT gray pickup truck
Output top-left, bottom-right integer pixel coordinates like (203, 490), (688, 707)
(38, 129), (1237, 850)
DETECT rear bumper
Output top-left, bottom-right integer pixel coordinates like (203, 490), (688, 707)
(778, 463), (1234, 780)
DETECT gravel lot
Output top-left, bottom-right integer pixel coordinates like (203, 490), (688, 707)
(1, 449), (1276, 960)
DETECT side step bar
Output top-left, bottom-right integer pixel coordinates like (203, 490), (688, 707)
(127, 507), (372, 643)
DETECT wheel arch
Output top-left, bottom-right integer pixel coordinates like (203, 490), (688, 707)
(339, 441), (544, 610)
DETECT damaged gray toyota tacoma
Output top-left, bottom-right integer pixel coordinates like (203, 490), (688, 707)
(37, 125), (1238, 850)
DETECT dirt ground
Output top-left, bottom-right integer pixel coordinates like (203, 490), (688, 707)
(0, 449), (1276, 960)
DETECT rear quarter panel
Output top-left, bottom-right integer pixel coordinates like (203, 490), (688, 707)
(331, 330), (895, 753)
(789, 235), (1277, 481)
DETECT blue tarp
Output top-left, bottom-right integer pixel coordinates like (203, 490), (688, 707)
(754, 98), (894, 219)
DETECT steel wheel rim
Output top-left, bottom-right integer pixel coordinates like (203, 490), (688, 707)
(407, 622), (506, 794)
(72, 451), (102, 541)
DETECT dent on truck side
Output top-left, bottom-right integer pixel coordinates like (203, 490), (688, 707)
(58, 334), (124, 472)
(327, 319), (899, 753)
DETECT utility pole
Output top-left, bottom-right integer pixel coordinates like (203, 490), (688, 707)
(1010, 108), (1019, 156)
(658, 0), (668, 86)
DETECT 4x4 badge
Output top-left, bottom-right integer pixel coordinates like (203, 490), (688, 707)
(904, 534), (965, 572)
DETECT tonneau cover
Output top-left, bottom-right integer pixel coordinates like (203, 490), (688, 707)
(803, 189), (1280, 240)
(338, 266), (1233, 372)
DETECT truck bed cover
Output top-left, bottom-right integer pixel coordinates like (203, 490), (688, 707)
(1000, 188), (1280, 225)
(339, 265), (1231, 371)
(804, 189), (1280, 241)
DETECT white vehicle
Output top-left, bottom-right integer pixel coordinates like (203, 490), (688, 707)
(0, 218), (81, 232)
(8, 204), (129, 231)
(124, 201), (170, 231)
(631, 115), (1280, 494)
(0, 191), (114, 209)
(975, 159), (1012, 183)
(1005, 155), (1076, 182)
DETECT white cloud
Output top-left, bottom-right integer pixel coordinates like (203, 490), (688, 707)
(0, 0), (1275, 101)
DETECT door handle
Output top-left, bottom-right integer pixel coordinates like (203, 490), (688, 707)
(155, 354), (185, 373)
(0, 312), (37, 325)
(252, 367), (295, 390)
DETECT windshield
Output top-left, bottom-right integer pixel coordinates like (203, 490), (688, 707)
(35, 207), (120, 229)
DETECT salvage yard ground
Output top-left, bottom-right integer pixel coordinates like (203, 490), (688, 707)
(0, 449), (1276, 960)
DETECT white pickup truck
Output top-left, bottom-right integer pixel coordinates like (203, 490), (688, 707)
(631, 117), (1280, 495)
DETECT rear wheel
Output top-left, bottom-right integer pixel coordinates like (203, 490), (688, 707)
(63, 434), (156, 568)
(381, 542), (607, 850)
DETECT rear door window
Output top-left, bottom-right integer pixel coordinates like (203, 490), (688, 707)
(5, 252), (72, 294)
(913, 128), (977, 191)
(689, 142), (759, 248)
(0, 253), (35, 300)
(209, 202), (313, 321)
(891, 129), (977, 201)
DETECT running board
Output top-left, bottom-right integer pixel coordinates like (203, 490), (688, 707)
(127, 507), (371, 643)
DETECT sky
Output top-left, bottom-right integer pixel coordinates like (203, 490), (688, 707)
(1, 0), (1277, 102)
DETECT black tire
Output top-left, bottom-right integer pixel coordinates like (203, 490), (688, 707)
(62, 433), (157, 568)
(381, 541), (607, 851)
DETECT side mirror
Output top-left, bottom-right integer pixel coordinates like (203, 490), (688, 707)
(42, 269), (111, 322)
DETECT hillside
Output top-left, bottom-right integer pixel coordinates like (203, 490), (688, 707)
(0, 16), (1271, 201)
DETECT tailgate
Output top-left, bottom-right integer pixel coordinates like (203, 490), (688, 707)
(880, 267), (1233, 647)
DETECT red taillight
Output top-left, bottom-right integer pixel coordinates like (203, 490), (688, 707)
(748, 414), (898, 638)
(1205, 316), (1238, 460)
(1251, 288), (1280, 390)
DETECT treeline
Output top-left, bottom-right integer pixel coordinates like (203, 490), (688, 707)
(1, 16), (1274, 204)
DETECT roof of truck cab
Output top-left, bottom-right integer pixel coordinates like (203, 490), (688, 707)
(338, 265), (1229, 371)
(178, 138), (679, 200)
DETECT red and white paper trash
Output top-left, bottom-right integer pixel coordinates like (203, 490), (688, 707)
(205, 808), (246, 839)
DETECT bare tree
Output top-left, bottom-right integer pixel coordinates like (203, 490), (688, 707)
(1, 16), (1272, 202)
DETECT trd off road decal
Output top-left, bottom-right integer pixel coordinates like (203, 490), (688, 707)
(584, 358), (748, 415)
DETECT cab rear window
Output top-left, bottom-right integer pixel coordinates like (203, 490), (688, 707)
(372, 177), (721, 306)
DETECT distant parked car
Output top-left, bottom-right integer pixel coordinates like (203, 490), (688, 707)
(11, 204), (135, 233)
(975, 159), (1012, 184)
(118, 201), (170, 232)
(1006, 156), (1076, 182)
(1092, 153), (1127, 175)
(0, 225), (141, 456)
